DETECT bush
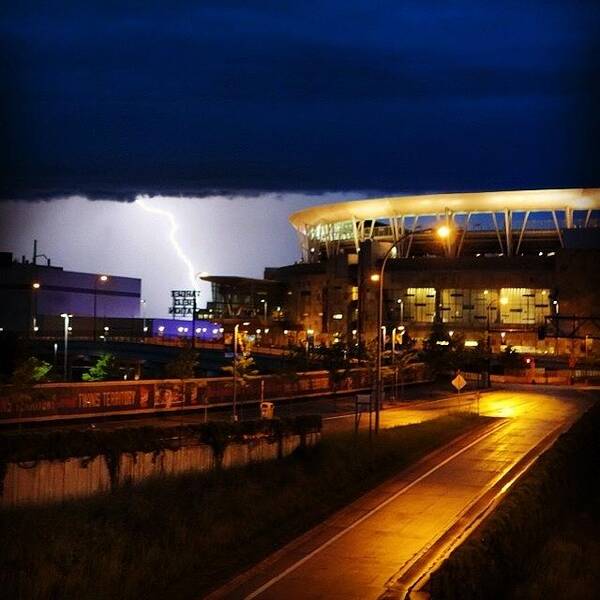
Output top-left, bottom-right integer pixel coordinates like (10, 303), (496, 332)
(428, 403), (600, 600)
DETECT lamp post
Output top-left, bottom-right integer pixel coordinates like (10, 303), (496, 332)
(140, 299), (147, 336)
(260, 298), (268, 322)
(375, 226), (450, 432)
(93, 275), (108, 341)
(232, 323), (239, 421)
(397, 298), (404, 328)
(32, 282), (41, 336)
(60, 313), (73, 381)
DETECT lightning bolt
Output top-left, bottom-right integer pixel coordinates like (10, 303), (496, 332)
(136, 195), (200, 290)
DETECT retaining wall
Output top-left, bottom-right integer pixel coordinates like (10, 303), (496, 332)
(1, 432), (319, 507)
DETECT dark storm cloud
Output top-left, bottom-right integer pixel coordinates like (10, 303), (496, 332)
(1, 1), (599, 200)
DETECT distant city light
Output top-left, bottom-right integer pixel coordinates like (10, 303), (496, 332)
(370, 273), (380, 282)
(32, 282), (41, 289)
(465, 340), (479, 347)
(332, 313), (343, 320)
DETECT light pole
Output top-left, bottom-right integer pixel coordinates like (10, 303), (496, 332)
(232, 323), (239, 422)
(260, 298), (268, 322)
(392, 326), (397, 401)
(60, 313), (73, 381)
(32, 282), (41, 336)
(141, 299), (147, 336)
(397, 298), (404, 327)
(375, 226), (450, 432)
(93, 274), (108, 341)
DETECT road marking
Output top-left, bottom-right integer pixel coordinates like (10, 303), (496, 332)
(244, 419), (508, 600)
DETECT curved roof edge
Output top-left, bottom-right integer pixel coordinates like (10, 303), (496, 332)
(289, 188), (600, 230)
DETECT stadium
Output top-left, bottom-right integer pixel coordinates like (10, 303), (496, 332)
(206, 188), (600, 356)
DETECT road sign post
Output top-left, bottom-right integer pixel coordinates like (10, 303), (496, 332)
(451, 372), (467, 409)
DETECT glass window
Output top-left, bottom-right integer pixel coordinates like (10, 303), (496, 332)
(404, 288), (436, 322)
(500, 288), (550, 324)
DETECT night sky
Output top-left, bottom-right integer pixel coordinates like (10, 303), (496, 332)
(1, 2), (599, 314)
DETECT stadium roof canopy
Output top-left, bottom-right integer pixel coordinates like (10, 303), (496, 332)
(288, 188), (600, 260)
(289, 188), (600, 229)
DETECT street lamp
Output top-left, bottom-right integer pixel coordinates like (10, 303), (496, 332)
(232, 323), (240, 422)
(140, 299), (146, 336)
(94, 275), (109, 341)
(60, 313), (73, 380)
(375, 226), (450, 432)
(32, 282), (41, 335)
(260, 298), (268, 322)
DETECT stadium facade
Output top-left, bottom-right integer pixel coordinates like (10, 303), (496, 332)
(205, 189), (600, 356)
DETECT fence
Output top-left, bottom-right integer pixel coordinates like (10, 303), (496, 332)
(0, 365), (428, 423)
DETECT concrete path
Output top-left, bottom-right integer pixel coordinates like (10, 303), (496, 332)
(208, 387), (596, 600)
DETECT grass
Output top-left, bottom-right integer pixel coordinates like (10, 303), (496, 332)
(0, 412), (487, 599)
(508, 492), (600, 600)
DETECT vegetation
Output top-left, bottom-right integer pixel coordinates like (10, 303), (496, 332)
(0, 413), (485, 600)
(314, 341), (351, 394)
(82, 352), (119, 381)
(7, 356), (53, 415)
(0, 416), (321, 478)
(428, 402), (600, 600)
(508, 492), (600, 600)
(11, 356), (52, 384)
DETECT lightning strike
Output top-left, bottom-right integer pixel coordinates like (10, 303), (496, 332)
(136, 195), (200, 290)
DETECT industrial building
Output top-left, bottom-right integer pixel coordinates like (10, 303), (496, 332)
(204, 189), (600, 356)
(0, 249), (142, 336)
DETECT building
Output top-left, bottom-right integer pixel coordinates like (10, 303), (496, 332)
(0, 250), (142, 336)
(204, 189), (600, 355)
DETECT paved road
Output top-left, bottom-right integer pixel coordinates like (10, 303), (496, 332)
(209, 386), (597, 600)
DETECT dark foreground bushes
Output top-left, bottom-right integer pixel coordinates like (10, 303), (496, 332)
(429, 402), (600, 600)
(0, 413), (483, 599)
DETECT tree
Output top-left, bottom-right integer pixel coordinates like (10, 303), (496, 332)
(165, 348), (199, 380)
(82, 353), (119, 381)
(314, 341), (351, 396)
(10, 357), (52, 416)
(222, 353), (259, 388)
(389, 346), (419, 399)
(421, 321), (464, 376)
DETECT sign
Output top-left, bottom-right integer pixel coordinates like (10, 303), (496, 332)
(169, 290), (200, 316)
(452, 373), (467, 392)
